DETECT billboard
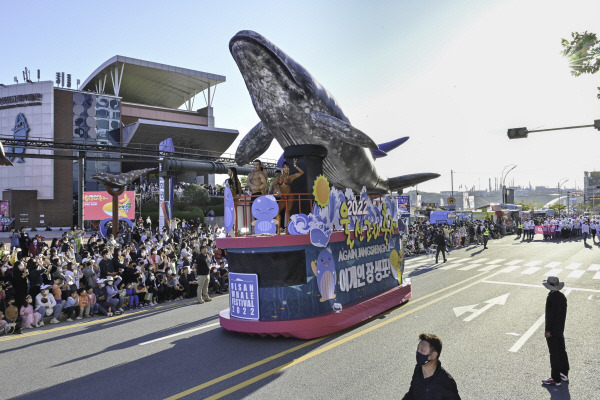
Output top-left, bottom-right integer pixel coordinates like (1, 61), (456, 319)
(83, 191), (135, 221)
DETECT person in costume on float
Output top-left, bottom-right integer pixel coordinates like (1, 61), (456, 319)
(226, 167), (242, 197)
(277, 159), (304, 232)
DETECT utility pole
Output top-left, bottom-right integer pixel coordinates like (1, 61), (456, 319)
(451, 170), (454, 198)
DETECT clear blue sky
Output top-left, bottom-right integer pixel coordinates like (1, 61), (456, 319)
(2, 0), (600, 192)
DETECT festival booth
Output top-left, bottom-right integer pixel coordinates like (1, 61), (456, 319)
(216, 153), (410, 339)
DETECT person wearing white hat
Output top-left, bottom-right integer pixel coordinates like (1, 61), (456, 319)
(541, 276), (569, 386)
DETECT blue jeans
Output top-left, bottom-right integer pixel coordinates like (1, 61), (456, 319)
(37, 303), (62, 319)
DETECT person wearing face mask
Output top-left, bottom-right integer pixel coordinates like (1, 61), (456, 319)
(35, 284), (62, 324)
(402, 333), (461, 400)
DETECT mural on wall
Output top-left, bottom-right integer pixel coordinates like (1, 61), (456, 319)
(6, 113), (29, 163)
(73, 93), (120, 143)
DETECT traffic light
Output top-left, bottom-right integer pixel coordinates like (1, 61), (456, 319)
(594, 119), (600, 131)
(507, 127), (529, 139)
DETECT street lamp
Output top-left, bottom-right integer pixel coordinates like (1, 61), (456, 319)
(558, 179), (568, 216)
(501, 164), (517, 204)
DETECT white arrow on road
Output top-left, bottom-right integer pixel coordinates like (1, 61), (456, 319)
(453, 293), (510, 322)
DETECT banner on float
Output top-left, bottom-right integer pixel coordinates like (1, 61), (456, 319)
(397, 195), (410, 217)
(83, 191), (135, 221)
(229, 273), (259, 320)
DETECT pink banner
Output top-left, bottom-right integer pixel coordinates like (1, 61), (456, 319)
(83, 191), (135, 221)
(534, 226), (556, 235)
(0, 201), (9, 217)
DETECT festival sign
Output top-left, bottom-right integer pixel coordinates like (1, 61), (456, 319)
(229, 273), (259, 320)
(83, 191), (135, 221)
(397, 195), (410, 218)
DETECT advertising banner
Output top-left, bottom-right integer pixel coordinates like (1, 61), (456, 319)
(397, 195), (410, 217)
(534, 226), (556, 235)
(83, 191), (135, 221)
(229, 273), (260, 320)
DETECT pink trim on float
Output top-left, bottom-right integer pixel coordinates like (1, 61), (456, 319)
(219, 284), (412, 339)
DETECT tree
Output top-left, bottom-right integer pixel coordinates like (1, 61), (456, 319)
(182, 184), (210, 206)
(561, 31), (600, 99)
(515, 200), (542, 211)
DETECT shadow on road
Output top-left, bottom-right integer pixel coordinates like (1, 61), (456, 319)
(543, 382), (571, 399)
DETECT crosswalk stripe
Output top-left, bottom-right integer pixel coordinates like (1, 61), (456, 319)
(593, 272), (600, 280)
(547, 268), (562, 276)
(543, 262), (561, 269)
(567, 270), (585, 278)
(588, 264), (600, 271)
(566, 263), (582, 270)
(505, 260), (524, 265)
(468, 258), (487, 263)
(486, 259), (506, 264)
(439, 263), (463, 270)
(478, 264), (502, 272)
(458, 263), (482, 271)
(524, 261), (542, 267)
(500, 265), (521, 273)
(522, 267), (541, 275)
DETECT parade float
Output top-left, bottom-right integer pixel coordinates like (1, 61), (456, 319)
(216, 30), (439, 339)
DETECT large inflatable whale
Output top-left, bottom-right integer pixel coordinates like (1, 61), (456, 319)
(230, 30), (439, 194)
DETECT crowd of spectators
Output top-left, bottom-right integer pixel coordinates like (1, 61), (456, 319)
(0, 222), (228, 334)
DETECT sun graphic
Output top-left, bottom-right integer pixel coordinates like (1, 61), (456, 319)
(390, 249), (402, 283)
(312, 175), (330, 207)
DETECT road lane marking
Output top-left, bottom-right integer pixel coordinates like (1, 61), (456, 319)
(478, 264), (501, 272)
(138, 323), (220, 346)
(458, 263), (482, 271)
(566, 263), (582, 270)
(567, 270), (585, 279)
(508, 289), (572, 353)
(439, 263), (463, 270)
(469, 258), (487, 263)
(521, 267), (540, 275)
(524, 260), (541, 267)
(547, 268), (562, 276)
(543, 262), (561, 269)
(505, 260), (524, 265)
(588, 264), (600, 271)
(594, 272), (600, 280)
(486, 259), (506, 264)
(482, 280), (600, 293)
(166, 271), (495, 400)
(499, 265), (520, 273)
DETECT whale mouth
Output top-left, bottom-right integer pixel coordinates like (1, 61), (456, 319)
(230, 30), (301, 88)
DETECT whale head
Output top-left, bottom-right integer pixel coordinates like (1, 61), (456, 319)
(230, 30), (347, 127)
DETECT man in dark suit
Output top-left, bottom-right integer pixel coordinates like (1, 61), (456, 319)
(433, 229), (447, 264)
(541, 276), (569, 386)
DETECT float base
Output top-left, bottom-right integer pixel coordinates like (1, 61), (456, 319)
(219, 284), (412, 339)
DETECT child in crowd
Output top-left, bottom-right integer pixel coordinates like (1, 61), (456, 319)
(63, 290), (79, 322)
(4, 297), (21, 333)
(87, 287), (98, 316)
(0, 309), (8, 332)
(78, 287), (90, 319)
(20, 295), (42, 329)
(125, 283), (139, 310)
(118, 283), (128, 309)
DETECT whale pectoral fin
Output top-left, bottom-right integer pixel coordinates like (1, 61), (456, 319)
(311, 261), (317, 276)
(235, 122), (274, 165)
(388, 173), (440, 191)
(310, 112), (378, 149)
(370, 148), (388, 159)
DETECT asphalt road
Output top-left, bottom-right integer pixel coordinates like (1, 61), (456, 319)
(1, 234), (599, 399)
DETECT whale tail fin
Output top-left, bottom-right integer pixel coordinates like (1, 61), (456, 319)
(388, 173), (440, 192)
(371, 137), (409, 159)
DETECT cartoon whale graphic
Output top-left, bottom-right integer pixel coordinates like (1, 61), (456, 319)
(311, 248), (336, 302)
(8, 113), (29, 163)
(102, 192), (131, 218)
(230, 30), (439, 194)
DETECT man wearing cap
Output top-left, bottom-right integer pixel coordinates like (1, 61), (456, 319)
(542, 276), (569, 386)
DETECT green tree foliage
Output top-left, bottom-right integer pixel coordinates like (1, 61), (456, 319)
(182, 184), (210, 206)
(548, 203), (566, 214)
(561, 31), (600, 99)
(515, 200), (543, 211)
